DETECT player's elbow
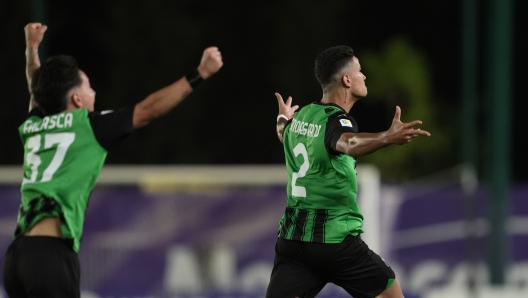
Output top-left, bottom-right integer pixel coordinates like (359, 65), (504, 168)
(337, 138), (361, 158)
(132, 103), (160, 129)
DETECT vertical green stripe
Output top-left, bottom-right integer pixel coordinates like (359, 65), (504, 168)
(279, 208), (294, 238)
(292, 209), (308, 241)
(286, 209), (299, 239)
(303, 210), (315, 242)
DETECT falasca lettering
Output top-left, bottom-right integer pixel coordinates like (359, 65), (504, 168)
(23, 113), (73, 134)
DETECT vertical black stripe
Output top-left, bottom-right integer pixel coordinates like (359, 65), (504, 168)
(279, 207), (295, 238)
(291, 209), (309, 241)
(312, 209), (328, 242)
(285, 208), (297, 238)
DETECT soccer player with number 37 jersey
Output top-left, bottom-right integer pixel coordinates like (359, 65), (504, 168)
(267, 46), (431, 298)
(2, 23), (223, 298)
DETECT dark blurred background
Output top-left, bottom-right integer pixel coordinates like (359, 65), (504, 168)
(1, 0), (526, 182)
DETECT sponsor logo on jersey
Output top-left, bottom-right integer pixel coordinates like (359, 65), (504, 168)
(340, 119), (353, 127)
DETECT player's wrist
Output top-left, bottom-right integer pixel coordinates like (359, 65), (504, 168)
(379, 131), (393, 145)
(26, 46), (39, 53)
(185, 68), (205, 89)
(197, 65), (215, 80)
(277, 114), (289, 122)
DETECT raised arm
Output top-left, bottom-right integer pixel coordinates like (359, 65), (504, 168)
(336, 106), (431, 158)
(24, 23), (48, 111)
(275, 92), (299, 143)
(132, 47), (223, 129)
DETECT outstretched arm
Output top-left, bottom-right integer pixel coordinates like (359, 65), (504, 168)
(24, 23), (47, 111)
(132, 47), (223, 129)
(336, 106), (431, 158)
(275, 92), (299, 143)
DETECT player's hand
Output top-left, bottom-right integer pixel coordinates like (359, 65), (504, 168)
(386, 106), (431, 144)
(25, 23), (47, 48)
(275, 92), (299, 120)
(197, 47), (223, 80)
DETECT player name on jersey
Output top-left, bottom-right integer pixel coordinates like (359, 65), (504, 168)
(289, 118), (321, 138)
(22, 113), (74, 134)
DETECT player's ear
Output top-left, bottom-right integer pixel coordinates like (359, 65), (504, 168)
(341, 74), (352, 87)
(70, 92), (82, 108)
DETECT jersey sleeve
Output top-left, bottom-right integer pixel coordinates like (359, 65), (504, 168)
(88, 107), (134, 150)
(324, 112), (359, 155)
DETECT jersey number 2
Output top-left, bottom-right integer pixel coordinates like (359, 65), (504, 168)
(292, 143), (309, 197)
(23, 133), (75, 184)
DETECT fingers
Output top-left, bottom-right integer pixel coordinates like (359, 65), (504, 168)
(285, 96), (293, 107)
(204, 46), (219, 52)
(25, 23), (42, 30)
(413, 129), (431, 137)
(25, 23), (47, 31)
(275, 92), (298, 117)
(197, 46), (223, 79)
(407, 128), (431, 138)
(25, 23), (47, 48)
(404, 120), (423, 128)
(393, 106), (401, 121)
(403, 120), (431, 136)
(275, 93), (294, 108)
(202, 47), (219, 58)
(202, 47), (221, 62)
(275, 92), (284, 103)
(292, 105), (299, 113)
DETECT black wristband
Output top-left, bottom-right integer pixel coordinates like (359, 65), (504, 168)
(185, 68), (205, 89)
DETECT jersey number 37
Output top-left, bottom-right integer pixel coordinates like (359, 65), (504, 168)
(23, 132), (75, 184)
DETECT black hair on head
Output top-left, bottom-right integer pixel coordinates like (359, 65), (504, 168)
(31, 55), (82, 115)
(314, 45), (355, 88)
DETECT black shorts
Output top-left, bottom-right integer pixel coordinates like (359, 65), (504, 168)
(2, 236), (80, 298)
(266, 235), (395, 298)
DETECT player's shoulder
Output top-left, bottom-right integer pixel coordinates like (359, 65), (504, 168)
(310, 102), (346, 117)
(89, 109), (114, 117)
(87, 109), (119, 124)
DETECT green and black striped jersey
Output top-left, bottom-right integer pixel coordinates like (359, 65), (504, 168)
(279, 102), (364, 243)
(15, 107), (133, 253)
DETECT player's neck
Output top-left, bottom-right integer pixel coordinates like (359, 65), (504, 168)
(320, 90), (356, 113)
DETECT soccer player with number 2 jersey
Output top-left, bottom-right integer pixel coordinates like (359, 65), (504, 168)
(267, 46), (431, 298)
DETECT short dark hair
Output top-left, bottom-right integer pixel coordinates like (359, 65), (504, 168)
(314, 46), (355, 88)
(31, 55), (82, 115)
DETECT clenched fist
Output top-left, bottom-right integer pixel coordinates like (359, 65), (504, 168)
(197, 47), (223, 80)
(25, 23), (47, 48)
